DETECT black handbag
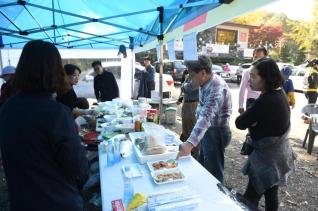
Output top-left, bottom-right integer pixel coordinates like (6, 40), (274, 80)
(240, 135), (254, 155)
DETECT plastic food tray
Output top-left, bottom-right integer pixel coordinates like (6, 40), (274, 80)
(129, 132), (180, 164)
(150, 168), (185, 185)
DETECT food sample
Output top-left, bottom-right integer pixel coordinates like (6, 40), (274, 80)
(143, 146), (166, 155)
(151, 160), (177, 170)
(154, 171), (184, 183)
(142, 133), (166, 155)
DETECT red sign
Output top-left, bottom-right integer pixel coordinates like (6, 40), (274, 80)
(184, 13), (207, 32)
(239, 32), (247, 42)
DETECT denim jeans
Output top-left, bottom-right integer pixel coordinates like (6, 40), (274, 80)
(199, 125), (231, 183)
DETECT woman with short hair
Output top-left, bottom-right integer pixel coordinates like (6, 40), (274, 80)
(56, 64), (91, 117)
(235, 58), (296, 211)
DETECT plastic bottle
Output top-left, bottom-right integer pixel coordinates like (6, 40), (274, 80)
(113, 138), (121, 163)
(134, 116), (142, 132)
(123, 178), (134, 206)
(106, 140), (114, 166)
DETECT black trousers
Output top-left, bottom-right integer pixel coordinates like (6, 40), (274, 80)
(243, 180), (279, 211)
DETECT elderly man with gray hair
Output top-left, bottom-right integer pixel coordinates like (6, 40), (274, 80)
(177, 55), (232, 183)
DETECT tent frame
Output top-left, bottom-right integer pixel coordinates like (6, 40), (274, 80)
(0, 0), (277, 121)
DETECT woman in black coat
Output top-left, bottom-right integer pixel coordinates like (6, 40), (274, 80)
(0, 40), (89, 211)
(235, 58), (295, 211)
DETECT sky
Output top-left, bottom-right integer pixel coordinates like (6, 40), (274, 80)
(262, 0), (315, 21)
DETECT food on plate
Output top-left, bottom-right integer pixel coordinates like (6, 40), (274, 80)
(127, 193), (147, 211)
(154, 172), (183, 183)
(152, 159), (177, 170)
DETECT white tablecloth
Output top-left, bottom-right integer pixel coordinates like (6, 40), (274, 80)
(98, 145), (244, 211)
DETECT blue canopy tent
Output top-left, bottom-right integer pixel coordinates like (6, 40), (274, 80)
(0, 0), (277, 120)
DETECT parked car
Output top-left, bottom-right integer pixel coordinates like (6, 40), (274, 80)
(277, 62), (294, 70)
(289, 65), (308, 92)
(235, 63), (252, 84)
(228, 65), (240, 83)
(211, 64), (223, 74)
(154, 60), (186, 82)
(211, 64), (233, 81)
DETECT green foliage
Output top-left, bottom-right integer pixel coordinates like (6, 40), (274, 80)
(285, 0), (318, 54)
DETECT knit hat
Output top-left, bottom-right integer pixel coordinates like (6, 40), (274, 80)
(281, 66), (292, 78)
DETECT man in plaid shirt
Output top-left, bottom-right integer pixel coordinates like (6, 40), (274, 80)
(177, 55), (232, 183)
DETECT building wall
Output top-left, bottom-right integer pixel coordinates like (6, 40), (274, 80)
(215, 25), (250, 48)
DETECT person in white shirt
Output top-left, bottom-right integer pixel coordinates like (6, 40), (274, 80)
(238, 47), (268, 113)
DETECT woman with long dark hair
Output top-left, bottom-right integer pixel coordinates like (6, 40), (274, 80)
(0, 40), (89, 211)
(235, 58), (296, 211)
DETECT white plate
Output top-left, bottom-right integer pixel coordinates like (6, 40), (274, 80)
(122, 164), (144, 178)
(147, 159), (178, 172)
(151, 168), (185, 185)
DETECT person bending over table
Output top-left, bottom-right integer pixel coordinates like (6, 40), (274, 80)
(177, 55), (232, 183)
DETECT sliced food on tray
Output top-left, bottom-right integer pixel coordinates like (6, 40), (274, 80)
(150, 159), (178, 171)
(142, 132), (166, 155)
(151, 169), (185, 184)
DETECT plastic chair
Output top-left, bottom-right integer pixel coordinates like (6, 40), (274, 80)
(301, 104), (318, 154)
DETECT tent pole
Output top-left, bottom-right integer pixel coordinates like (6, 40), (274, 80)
(159, 42), (164, 124)
(52, 0), (56, 44)
(158, 6), (164, 124)
(131, 49), (134, 99)
(0, 50), (3, 69)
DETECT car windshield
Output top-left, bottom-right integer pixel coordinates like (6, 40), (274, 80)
(174, 61), (186, 68)
(212, 65), (222, 71)
(241, 64), (251, 69)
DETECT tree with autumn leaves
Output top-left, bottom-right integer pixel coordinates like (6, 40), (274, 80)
(248, 24), (283, 49)
(286, 0), (318, 57)
(232, 0), (318, 64)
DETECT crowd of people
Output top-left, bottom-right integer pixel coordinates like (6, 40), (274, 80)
(0, 40), (314, 211)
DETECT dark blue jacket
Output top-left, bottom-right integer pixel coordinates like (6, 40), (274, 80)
(0, 92), (89, 211)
